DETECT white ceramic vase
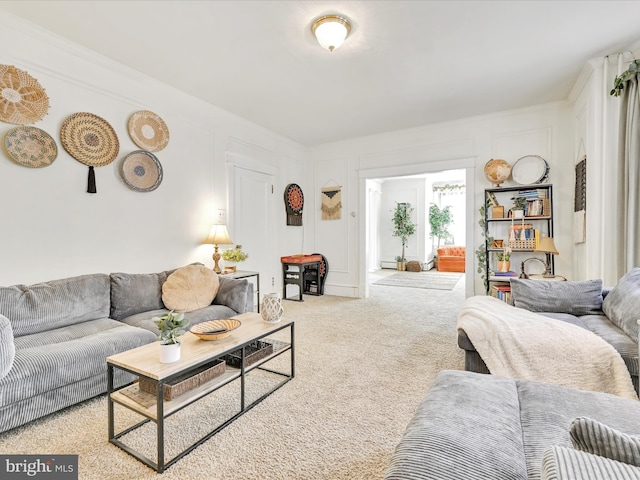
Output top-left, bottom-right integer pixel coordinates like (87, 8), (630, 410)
(159, 343), (181, 363)
(261, 292), (284, 323)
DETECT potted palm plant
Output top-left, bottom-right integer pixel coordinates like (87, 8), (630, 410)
(392, 202), (416, 271)
(429, 203), (453, 267)
(153, 311), (190, 363)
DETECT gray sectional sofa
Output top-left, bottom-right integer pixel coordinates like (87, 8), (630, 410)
(458, 269), (640, 393)
(385, 370), (640, 480)
(0, 266), (253, 433)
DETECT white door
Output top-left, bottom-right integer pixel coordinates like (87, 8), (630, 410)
(231, 166), (275, 302)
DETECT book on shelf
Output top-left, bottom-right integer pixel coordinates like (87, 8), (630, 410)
(490, 284), (512, 303)
(493, 271), (517, 277)
(515, 188), (548, 199)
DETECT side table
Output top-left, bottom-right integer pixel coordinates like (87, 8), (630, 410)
(220, 270), (260, 312)
(281, 255), (322, 301)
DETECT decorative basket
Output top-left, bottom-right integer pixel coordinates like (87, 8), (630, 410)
(138, 359), (225, 401)
(406, 261), (422, 272)
(222, 340), (274, 368)
(508, 238), (536, 249)
(190, 318), (241, 341)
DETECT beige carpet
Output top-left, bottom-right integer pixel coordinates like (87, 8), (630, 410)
(0, 277), (466, 480)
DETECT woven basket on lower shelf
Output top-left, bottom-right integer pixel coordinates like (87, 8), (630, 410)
(508, 239), (536, 249)
(222, 340), (274, 368)
(139, 358), (225, 401)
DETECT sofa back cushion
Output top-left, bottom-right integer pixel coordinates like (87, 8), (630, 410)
(0, 274), (111, 337)
(602, 268), (640, 341)
(110, 270), (174, 321)
(511, 278), (603, 316)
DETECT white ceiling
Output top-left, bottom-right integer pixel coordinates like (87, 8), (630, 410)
(2, 1), (640, 146)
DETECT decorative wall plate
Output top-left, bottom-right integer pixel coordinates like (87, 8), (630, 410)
(120, 150), (163, 192)
(512, 155), (549, 185)
(4, 126), (57, 168)
(128, 110), (169, 152)
(0, 64), (50, 125)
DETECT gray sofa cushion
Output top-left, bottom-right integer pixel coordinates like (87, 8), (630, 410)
(570, 417), (640, 466)
(384, 370), (528, 480)
(579, 314), (639, 376)
(0, 314), (15, 380)
(541, 445), (640, 480)
(110, 269), (174, 320)
(214, 277), (252, 313)
(0, 274), (111, 337)
(1, 318), (156, 406)
(120, 304), (238, 335)
(603, 268), (640, 341)
(511, 278), (604, 315)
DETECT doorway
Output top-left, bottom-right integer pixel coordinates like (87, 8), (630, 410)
(358, 158), (475, 298)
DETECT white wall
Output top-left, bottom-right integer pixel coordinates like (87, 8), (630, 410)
(311, 102), (574, 297)
(0, 14), (307, 287)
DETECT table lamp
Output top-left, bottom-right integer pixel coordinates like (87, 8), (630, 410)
(534, 237), (559, 278)
(204, 225), (233, 273)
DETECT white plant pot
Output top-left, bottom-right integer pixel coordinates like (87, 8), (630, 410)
(261, 292), (284, 323)
(513, 209), (524, 219)
(159, 343), (181, 363)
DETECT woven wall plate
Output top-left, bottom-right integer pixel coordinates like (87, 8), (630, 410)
(60, 112), (119, 166)
(128, 110), (169, 152)
(4, 126), (57, 168)
(120, 150), (163, 192)
(0, 65), (50, 125)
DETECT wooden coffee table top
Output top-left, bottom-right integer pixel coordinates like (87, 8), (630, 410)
(107, 312), (292, 380)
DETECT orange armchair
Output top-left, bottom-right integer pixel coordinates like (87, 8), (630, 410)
(437, 246), (466, 272)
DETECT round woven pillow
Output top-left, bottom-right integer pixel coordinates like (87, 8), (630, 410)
(162, 265), (219, 313)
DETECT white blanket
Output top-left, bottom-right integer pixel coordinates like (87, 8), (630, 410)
(457, 296), (637, 400)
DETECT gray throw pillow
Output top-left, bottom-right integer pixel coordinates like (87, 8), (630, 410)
(110, 271), (172, 320)
(602, 268), (640, 341)
(569, 416), (640, 467)
(510, 278), (603, 315)
(0, 314), (15, 380)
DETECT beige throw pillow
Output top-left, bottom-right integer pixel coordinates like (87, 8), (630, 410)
(162, 265), (219, 312)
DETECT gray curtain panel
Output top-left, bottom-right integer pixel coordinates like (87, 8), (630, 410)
(615, 74), (640, 277)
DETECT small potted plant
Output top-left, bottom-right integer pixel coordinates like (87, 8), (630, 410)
(152, 311), (190, 363)
(496, 246), (512, 272)
(221, 245), (248, 272)
(511, 196), (528, 219)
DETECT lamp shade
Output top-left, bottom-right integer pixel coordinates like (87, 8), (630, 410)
(203, 224), (233, 245)
(535, 237), (559, 255)
(311, 15), (351, 52)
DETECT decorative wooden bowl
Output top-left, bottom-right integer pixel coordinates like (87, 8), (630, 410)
(190, 319), (241, 341)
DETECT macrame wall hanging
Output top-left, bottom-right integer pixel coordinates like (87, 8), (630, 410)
(321, 186), (342, 220)
(284, 183), (304, 226)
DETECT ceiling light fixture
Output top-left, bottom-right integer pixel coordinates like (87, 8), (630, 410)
(311, 15), (351, 52)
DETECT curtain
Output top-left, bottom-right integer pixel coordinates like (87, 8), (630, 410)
(615, 74), (640, 275)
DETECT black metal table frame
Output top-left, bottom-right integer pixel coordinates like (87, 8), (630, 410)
(107, 321), (295, 473)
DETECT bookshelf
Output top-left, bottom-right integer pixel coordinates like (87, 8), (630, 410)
(483, 184), (554, 301)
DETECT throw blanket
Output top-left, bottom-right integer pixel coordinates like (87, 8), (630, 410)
(457, 296), (637, 400)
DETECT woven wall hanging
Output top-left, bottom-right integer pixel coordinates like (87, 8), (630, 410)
(284, 183), (304, 226)
(60, 112), (120, 193)
(0, 64), (50, 125)
(321, 186), (342, 220)
(128, 110), (170, 152)
(120, 150), (163, 192)
(4, 126), (57, 168)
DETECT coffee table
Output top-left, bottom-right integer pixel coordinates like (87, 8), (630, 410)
(107, 312), (294, 473)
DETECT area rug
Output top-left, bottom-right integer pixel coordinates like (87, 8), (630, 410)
(0, 280), (465, 480)
(373, 271), (463, 290)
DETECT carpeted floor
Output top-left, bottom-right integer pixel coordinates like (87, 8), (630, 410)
(372, 271), (463, 290)
(0, 276), (466, 480)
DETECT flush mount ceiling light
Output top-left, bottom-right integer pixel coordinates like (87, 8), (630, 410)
(311, 15), (351, 52)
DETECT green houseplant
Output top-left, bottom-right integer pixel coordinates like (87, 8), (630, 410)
(221, 245), (248, 271)
(429, 203), (453, 253)
(153, 311), (190, 363)
(391, 202), (416, 270)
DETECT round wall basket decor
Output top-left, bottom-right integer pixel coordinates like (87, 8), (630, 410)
(60, 112), (119, 167)
(128, 110), (169, 152)
(120, 150), (163, 192)
(4, 126), (57, 168)
(0, 64), (50, 125)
